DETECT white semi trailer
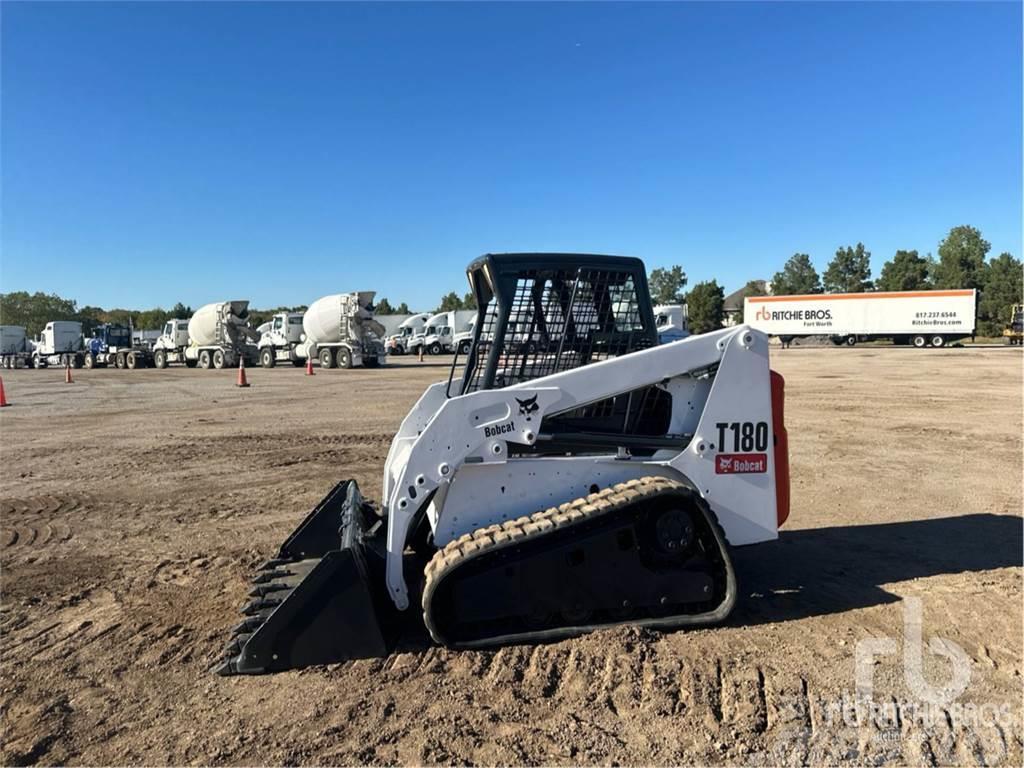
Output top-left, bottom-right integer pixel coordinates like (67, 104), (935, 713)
(745, 289), (977, 348)
(385, 313), (430, 355)
(258, 292), (387, 369)
(0, 326), (31, 369)
(153, 302), (259, 369)
(32, 321), (85, 368)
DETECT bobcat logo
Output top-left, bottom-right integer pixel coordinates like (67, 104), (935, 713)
(516, 395), (539, 417)
(719, 456), (733, 471)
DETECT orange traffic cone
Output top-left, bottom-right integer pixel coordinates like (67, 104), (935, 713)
(236, 357), (250, 388)
(65, 362), (74, 384)
(0, 376), (9, 407)
(305, 357), (315, 376)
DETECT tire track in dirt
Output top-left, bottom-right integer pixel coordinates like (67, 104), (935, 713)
(322, 630), (1020, 766)
(125, 431), (394, 470)
(0, 493), (96, 558)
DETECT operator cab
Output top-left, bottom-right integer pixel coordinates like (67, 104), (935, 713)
(450, 254), (668, 451)
(454, 253), (658, 394)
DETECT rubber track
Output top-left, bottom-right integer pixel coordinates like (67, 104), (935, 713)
(422, 475), (735, 648)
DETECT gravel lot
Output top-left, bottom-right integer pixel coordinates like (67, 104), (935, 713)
(1, 347), (1020, 765)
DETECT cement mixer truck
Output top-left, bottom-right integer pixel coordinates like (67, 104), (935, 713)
(257, 292), (387, 369)
(152, 302), (259, 369)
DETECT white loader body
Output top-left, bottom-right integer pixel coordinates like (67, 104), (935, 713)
(381, 325), (781, 609)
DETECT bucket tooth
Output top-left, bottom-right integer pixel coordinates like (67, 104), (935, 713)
(252, 569), (290, 585)
(259, 558), (289, 571)
(232, 617), (262, 636)
(241, 597), (281, 616)
(248, 583), (289, 598)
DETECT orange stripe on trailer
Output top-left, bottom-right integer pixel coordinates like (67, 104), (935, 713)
(747, 290), (974, 303)
(770, 370), (789, 529)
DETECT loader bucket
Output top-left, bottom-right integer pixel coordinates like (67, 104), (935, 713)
(215, 480), (393, 675)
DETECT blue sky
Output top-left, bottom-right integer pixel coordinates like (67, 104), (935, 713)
(2, 1), (1021, 311)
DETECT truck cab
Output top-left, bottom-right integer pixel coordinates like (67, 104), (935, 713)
(156, 319), (190, 350)
(258, 312), (306, 367)
(386, 312), (430, 355)
(423, 324), (454, 355)
(87, 324), (132, 353)
(152, 319), (192, 368)
(654, 304), (689, 344)
(33, 321), (84, 367)
(83, 322), (146, 368)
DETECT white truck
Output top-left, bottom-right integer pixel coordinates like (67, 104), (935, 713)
(1, 326), (31, 369)
(258, 292), (387, 369)
(654, 304), (690, 344)
(30, 321), (85, 368)
(153, 302), (259, 369)
(415, 310), (475, 355)
(745, 289), (977, 348)
(385, 313), (430, 356)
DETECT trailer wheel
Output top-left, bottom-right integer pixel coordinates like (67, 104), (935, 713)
(83, 352), (95, 369)
(336, 348), (352, 369)
(260, 348), (276, 368)
(912, 335), (927, 349)
(319, 347), (336, 369)
(199, 350), (212, 369)
(930, 335), (945, 348)
(213, 350), (226, 369)
(844, 335), (857, 347)
(154, 349), (167, 369)
(126, 351), (139, 369)
(113, 353), (124, 369)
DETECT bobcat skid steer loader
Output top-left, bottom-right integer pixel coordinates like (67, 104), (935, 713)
(216, 253), (790, 675)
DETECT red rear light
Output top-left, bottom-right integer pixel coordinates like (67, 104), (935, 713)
(770, 370), (790, 528)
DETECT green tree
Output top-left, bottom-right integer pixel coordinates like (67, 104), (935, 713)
(375, 297), (395, 314)
(876, 250), (931, 292)
(934, 225), (990, 289)
(686, 280), (725, 334)
(648, 265), (688, 304)
(771, 253), (821, 295)
(978, 253), (1023, 336)
(462, 291), (478, 310)
(105, 308), (140, 329)
(77, 305), (108, 335)
(734, 280), (768, 323)
(170, 302), (193, 318)
(0, 291), (79, 336)
(823, 243), (873, 293)
(135, 308), (172, 330)
(395, 302), (411, 314)
(437, 292), (464, 312)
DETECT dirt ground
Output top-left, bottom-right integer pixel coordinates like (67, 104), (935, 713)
(1, 347), (1021, 766)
